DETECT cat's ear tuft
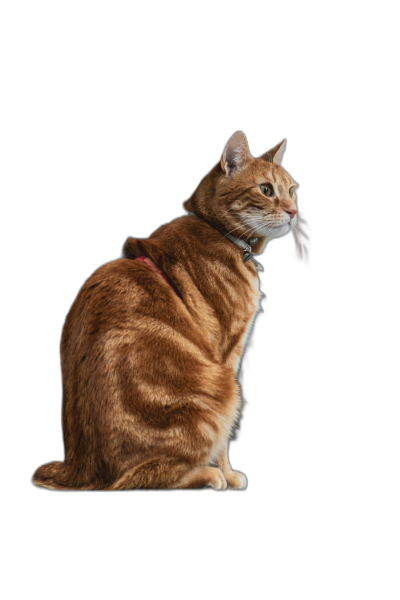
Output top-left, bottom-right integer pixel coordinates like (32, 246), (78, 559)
(221, 131), (252, 175)
(260, 139), (287, 165)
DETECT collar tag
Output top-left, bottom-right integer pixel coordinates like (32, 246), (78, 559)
(243, 251), (252, 262)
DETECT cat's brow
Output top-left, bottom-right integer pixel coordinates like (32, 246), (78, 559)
(279, 173), (293, 183)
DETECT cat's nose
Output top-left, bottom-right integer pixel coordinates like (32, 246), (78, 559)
(286, 209), (297, 220)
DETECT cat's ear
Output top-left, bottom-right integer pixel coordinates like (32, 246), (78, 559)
(260, 139), (287, 165)
(221, 131), (252, 175)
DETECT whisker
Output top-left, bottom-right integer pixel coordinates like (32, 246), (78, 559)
(237, 224), (259, 242)
(297, 225), (309, 240)
(292, 213), (309, 259)
(219, 206), (237, 220)
(216, 221), (248, 245)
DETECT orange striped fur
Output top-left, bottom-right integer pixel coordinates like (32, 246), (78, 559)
(33, 132), (303, 490)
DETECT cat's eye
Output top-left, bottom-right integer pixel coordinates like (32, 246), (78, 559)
(289, 185), (298, 199)
(260, 183), (274, 197)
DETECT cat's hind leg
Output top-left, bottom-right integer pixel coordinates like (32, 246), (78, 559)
(107, 458), (227, 491)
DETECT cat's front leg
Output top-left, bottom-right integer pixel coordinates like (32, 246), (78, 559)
(215, 446), (247, 490)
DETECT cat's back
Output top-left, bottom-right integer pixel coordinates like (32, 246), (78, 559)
(62, 256), (180, 351)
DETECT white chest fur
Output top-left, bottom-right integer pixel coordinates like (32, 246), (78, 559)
(210, 275), (263, 455)
(234, 272), (263, 374)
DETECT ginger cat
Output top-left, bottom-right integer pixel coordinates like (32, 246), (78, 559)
(33, 132), (305, 490)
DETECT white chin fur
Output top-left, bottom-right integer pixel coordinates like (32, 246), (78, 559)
(258, 223), (290, 240)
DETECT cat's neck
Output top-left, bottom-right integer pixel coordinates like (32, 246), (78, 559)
(187, 212), (263, 271)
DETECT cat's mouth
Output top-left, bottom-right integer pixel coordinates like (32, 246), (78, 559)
(272, 222), (290, 229)
(252, 222), (290, 239)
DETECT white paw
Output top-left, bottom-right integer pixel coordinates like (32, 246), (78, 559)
(210, 472), (227, 490)
(236, 473), (247, 489)
(227, 470), (247, 489)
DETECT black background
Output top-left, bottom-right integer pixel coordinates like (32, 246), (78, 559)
(19, 45), (335, 510)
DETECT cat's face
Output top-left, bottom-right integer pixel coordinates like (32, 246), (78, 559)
(218, 138), (298, 242)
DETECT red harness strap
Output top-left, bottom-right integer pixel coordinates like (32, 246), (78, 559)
(135, 255), (174, 289)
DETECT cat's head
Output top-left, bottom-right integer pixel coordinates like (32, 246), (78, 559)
(184, 131), (307, 256)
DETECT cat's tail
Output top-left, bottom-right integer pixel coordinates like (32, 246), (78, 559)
(32, 461), (86, 490)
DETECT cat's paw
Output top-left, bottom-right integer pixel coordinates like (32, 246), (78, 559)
(208, 469), (227, 491)
(225, 470), (247, 490)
